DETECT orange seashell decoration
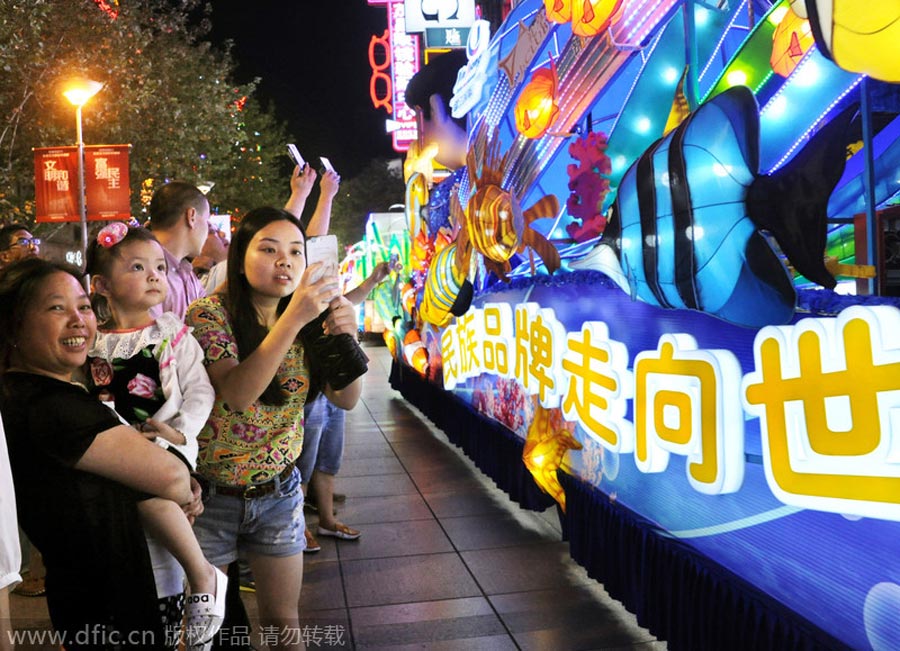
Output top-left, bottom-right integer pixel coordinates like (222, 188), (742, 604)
(468, 185), (521, 263)
(514, 59), (560, 139)
(572, 0), (624, 38)
(544, 0), (571, 24)
(770, 6), (814, 78)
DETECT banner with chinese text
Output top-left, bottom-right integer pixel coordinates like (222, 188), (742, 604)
(34, 145), (131, 222)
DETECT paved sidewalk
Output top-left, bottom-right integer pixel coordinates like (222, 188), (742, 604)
(9, 342), (664, 650)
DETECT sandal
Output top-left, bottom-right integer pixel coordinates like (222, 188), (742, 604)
(317, 522), (361, 541)
(184, 566), (227, 647)
(304, 528), (321, 553)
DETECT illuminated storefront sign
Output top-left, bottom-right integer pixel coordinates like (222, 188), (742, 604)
(368, 0), (421, 152)
(425, 26), (470, 48)
(442, 302), (900, 517)
(404, 0), (477, 33)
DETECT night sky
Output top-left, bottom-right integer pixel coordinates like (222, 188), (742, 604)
(206, 1), (399, 178)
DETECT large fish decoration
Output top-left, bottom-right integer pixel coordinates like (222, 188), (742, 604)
(792, 1), (900, 83)
(455, 123), (561, 282)
(573, 85), (855, 328)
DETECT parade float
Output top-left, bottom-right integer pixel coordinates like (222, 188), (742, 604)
(366, 2), (900, 649)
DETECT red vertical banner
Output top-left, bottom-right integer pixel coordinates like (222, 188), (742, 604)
(85, 145), (131, 221)
(34, 144), (131, 223)
(33, 147), (79, 223)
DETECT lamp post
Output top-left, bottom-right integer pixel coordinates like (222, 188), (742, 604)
(62, 78), (103, 269)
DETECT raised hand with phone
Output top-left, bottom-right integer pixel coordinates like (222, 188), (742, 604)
(300, 233), (369, 391)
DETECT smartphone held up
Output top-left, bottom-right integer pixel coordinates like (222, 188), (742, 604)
(305, 234), (339, 285)
(287, 143), (306, 170)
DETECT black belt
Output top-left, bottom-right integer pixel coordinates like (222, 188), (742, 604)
(198, 464), (295, 499)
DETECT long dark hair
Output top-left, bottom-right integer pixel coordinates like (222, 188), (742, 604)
(224, 207), (306, 405)
(0, 258), (86, 372)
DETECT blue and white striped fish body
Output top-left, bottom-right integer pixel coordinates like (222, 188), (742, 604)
(603, 87), (798, 327)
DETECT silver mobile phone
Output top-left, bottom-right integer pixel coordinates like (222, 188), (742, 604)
(287, 143), (306, 169)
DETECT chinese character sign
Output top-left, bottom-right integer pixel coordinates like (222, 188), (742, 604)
(743, 306), (900, 520)
(85, 145), (131, 220)
(34, 145), (131, 223)
(562, 321), (634, 454)
(635, 334), (745, 495)
(440, 301), (900, 520)
(34, 147), (78, 222)
(405, 0), (477, 32)
(389, 2), (420, 151)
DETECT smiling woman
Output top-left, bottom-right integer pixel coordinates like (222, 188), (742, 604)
(0, 257), (195, 650)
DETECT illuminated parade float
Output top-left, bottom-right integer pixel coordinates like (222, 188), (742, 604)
(361, 2), (900, 649)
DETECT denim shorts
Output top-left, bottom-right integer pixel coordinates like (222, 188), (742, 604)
(297, 396), (346, 480)
(192, 467), (306, 566)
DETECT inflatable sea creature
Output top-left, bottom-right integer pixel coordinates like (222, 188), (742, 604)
(419, 125), (562, 327)
(514, 58), (561, 139)
(573, 85), (854, 327)
(770, 4), (815, 78)
(420, 243), (473, 327)
(455, 123), (562, 281)
(792, 1), (900, 82)
(523, 403), (582, 512)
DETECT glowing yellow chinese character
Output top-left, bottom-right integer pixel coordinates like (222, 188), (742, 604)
(561, 322), (633, 453)
(456, 310), (482, 378)
(514, 303), (535, 391)
(441, 324), (460, 390)
(482, 303), (513, 377)
(743, 306), (900, 520)
(634, 334), (744, 494)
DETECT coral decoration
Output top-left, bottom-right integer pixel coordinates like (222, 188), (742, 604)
(572, 0), (624, 38)
(770, 6), (814, 78)
(544, 0), (572, 24)
(565, 132), (612, 242)
(522, 403), (582, 511)
(514, 59), (560, 139)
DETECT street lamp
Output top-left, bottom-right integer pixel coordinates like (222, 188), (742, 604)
(62, 78), (103, 269)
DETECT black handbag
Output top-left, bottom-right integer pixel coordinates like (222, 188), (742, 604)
(299, 308), (369, 392)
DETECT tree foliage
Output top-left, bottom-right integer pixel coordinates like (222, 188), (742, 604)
(0, 0), (292, 232)
(329, 157), (404, 251)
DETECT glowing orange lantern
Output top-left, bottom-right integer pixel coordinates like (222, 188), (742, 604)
(572, 0), (624, 38)
(770, 6), (814, 78)
(514, 59), (560, 139)
(544, 0), (571, 23)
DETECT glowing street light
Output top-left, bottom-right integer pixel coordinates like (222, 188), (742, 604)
(62, 78), (103, 269)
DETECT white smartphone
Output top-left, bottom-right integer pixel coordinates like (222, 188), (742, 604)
(287, 143), (306, 169)
(305, 234), (339, 283)
(319, 156), (335, 173)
